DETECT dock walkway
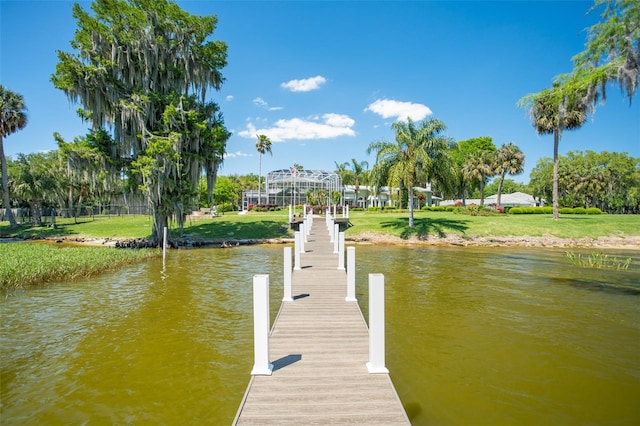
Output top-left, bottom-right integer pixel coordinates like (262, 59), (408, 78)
(233, 216), (409, 425)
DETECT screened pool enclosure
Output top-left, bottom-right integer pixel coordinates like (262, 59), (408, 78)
(242, 169), (342, 209)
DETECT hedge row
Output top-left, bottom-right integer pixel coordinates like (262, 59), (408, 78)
(509, 206), (603, 215)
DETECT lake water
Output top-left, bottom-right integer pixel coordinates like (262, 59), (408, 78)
(2, 244), (639, 425)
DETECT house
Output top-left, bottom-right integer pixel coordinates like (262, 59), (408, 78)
(441, 192), (544, 207)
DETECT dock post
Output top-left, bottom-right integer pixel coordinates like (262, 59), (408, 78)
(283, 247), (293, 301)
(338, 232), (345, 270)
(301, 222), (308, 243)
(367, 273), (389, 374)
(346, 205), (349, 219)
(294, 233), (301, 270)
(288, 204), (292, 223)
(251, 274), (273, 376)
(299, 226), (306, 253)
(333, 224), (339, 253)
(329, 219), (335, 243)
(346, 247), (356, 301)
(162, 226), (168, 267)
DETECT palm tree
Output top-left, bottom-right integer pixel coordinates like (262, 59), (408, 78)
(0, 86), (27, 228)
(255, 134), (272, 205)
(367, 117), (452, 227)
(519, 84), (587, 219)
(462, 152), (495, 206)
(494, 143), (525, 206)
(334, 161), (352, 184)
(349, 158), (369, 208)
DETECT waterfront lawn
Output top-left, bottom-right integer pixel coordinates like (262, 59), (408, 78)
(0, 242), (160, 290)
(0, 211), (292, 241)
(345, 210), (640, 240)
(2, 210), (639, 242)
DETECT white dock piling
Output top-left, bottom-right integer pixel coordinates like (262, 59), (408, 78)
(366, 273), (389, 374)
(346, 247), (356, 302)
(283, 247), (293, 302)
(251, 274), (273, 376)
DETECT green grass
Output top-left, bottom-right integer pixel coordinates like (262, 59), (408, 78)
(345, 210), (640, 240)
(0, 242), (160, 291)
(2, 210), (639, 241)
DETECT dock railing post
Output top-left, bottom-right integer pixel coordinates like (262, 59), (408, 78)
(283, 247), (293, 301)
(346, 247), (356, 301)
(294, 233), (301, 270)
(333, 223), (339, 253)
(338, 232), (345, 270)
(329, 219), (335, 243)
(251, 274), (273, 376)
(367, 273), (389, 374)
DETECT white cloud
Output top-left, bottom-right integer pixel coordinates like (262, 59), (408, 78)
(238, 113), (355, 142)
(364, 99), (432, 122)
(253, 97), (283, 111)
(281, 75), (327, 92)
(225, 95), (234, 102)
(224, 151), (250, 158)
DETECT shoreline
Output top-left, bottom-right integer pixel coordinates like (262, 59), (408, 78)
(13, 233), (640, 250)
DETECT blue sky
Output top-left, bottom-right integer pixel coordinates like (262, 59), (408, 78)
(1, 0), (638, 184)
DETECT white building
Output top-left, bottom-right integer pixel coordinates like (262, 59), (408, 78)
(440, 192), (544, 207)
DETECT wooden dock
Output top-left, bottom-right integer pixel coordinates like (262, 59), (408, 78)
(233, 216), (410, 425)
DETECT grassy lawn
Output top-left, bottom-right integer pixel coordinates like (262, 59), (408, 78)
(2, 210), (639, 241)
(347, 211), (640, 240)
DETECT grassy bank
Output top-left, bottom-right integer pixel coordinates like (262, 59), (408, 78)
(0, 242), (160, 291)
(2, 210), (640, 241)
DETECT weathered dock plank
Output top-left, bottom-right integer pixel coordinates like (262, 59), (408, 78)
(234, 216), (409, 425)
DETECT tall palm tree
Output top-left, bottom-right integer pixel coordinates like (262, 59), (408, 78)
(349, 158), (369, 208)
(494, 143), (525, 206)
(367, 117), (452, 227)
(462, 152), (495, 206)
(255, 134), (272, 205)
(334, 161), (352, 184)
(519, 84), (587, 219)
(0, 86), (27, 228)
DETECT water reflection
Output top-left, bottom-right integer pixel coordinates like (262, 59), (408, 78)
(2, 245), (639, 425)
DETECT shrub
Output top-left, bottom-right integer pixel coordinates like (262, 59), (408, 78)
(559, 207), (574, 214)
(383, 206), (397, 211)
(509, 207), (524, 214)
(368, 207), (381, 212)
(573, 207), (587, 214)
(586, 207), (603, 215)
(219, 202), (235, 212)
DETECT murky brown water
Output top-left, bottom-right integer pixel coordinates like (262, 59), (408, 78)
(2, 245), (639, 425)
